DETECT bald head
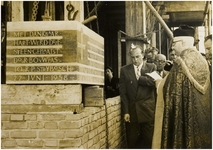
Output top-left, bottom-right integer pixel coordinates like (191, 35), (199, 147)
(154, 54), (167, 71)
(155, 54), (166, 60)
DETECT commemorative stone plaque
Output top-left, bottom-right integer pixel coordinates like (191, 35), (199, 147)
(6, 21), (104, 85)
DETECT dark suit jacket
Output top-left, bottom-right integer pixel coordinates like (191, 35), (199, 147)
(162, 70), (169, 78)
(119, 62), (157, 123)
(105, 77), (120, 98)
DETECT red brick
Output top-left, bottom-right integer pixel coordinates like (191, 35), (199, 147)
(88, 108), (98, 114)
(116, 128), (120, 134)
(44, 140), (58, 147)
(116, 116), (121, 122)
(97, 112), (101, 120)
(116, 121), (121, 128)
(88, 123), (94, 131)
(97, 126), (102, 134)
(112, 124), (116, 130)
(11, 131), (36, 139)
(121, 128), (126, 136)
(112, 105), (116, 109)
(2, 122), (27, 129)
(17, 140), (43, 147)
(101, 131), (106, 139)
(94, 128), (98, 135)
(115, 110), (121, 116)
(101, 124), (106, 131)
(44, 122), (58, 129)
(101, 144), (106, 149)
(3, 140), (17, 147)
(111, 118), (115, 125)
(100, 138), (106, 146)
(108, 130), (116, 140)
(83, 117), (89, 125)
(59, 121), (81, 129)
(108, 138), (114, 147)
(66, 113), (82, 121)
(1, 131), (9, 139)
(39, 131), (65, 139)
(30, 122), (43, 129)
(105, 102), (111, 108)
(93, 135), (99, 144)
(83, 142), (88, 149)
(92, 142), (101, 149)
(38, 114), (65, 121)
(93, 121), (99, 129)
(82, 133), (89, 144)
(98, 119), (102, 126)
(102, 117), (106, 124)
(87, 139), (93, 148)
(59, 139), (81, 147)
(83, 125), (89, 134)
(89, 130), (95, 139)
(25, 114), (37, 121)
(1, 114), (10, 121)
(88, 115), (94, 123)
(10, 115), (23, 121)
(114, 140), (119, 148)
(82, 110), (91, 118)
(108, 125), (114, 133)
(108, 119), (113, 127)
(100, 111), (106, 118)
(81, 118), (85, 126)
(66, 128), (83, 138)
(107, 107), (112, 114)
(108, 113), (114, 121)
(93, 114), (98, 121)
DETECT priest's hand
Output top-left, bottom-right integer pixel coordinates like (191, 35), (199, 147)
(124, 114), (130, 122)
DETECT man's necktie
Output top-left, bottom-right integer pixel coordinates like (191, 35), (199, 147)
(157, 71), (162, 77)
(136, 67), (140, 80)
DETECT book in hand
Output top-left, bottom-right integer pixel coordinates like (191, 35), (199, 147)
(146, 71), (162, 80)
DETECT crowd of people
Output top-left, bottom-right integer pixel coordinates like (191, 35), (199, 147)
(105, 25), (212, 149)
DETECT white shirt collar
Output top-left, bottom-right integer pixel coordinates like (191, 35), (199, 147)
(133, 61), (143, 70)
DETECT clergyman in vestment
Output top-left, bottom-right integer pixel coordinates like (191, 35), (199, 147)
(152, 25), (212, 149)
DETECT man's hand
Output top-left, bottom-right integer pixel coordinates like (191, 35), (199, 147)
(124, 114), (130, 122)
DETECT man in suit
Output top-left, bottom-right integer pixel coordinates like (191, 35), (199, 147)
(144, 47), (159, 63)
(204, 34), (212, 83)
(154, 54), (168, 78)
(169, 49), (177, 63)
(119, 44), (157, 148)
(163, 49), (176, 71)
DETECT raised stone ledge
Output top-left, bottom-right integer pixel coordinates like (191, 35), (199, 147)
(1, 104), (84, 113)
(1, 84), (82, 104)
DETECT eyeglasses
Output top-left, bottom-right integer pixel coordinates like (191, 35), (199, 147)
(155, 60), (166, 63)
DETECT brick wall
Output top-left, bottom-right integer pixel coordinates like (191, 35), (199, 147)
(1, 96), (127, 149)
(105, 97), (127, 149)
